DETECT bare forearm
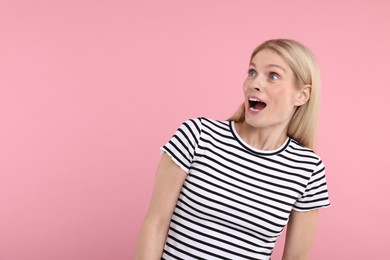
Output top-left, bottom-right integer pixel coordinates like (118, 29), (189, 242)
(135, 218), (169, 260)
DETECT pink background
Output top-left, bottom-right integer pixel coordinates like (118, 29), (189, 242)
(1, 0), (389, 259)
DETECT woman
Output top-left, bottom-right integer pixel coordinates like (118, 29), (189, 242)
(135, 39), (330, 260)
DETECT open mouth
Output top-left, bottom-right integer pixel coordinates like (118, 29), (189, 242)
(248, 97), (267, 111)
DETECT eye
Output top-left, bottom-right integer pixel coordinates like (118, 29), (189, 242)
(248, 69), (257, 77)
(268, 72), (280, 81)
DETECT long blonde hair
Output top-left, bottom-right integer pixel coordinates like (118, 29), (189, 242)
(229, 39), (321, 150)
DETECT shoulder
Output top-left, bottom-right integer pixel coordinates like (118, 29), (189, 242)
(182, 117), (231, 131)
(287, 138), (323, 166)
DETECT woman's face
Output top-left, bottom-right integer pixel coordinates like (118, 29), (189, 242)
(242, 49), (306, 132)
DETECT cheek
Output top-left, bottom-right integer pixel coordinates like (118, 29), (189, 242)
(242, 81), (248, 93)
(268, 88), (285, 100)
(270, 89), (295, 106)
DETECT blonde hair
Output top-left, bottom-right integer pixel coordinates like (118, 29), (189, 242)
(229, 39), (321, 150)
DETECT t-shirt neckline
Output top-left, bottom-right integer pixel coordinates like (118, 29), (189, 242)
(229, 120), (290, 156)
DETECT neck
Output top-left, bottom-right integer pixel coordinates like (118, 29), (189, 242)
(234, 121), (288, 151)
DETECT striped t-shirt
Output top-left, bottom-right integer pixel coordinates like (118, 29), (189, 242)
(161, 117), (330, 260)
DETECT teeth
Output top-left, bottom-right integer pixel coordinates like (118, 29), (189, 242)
(249, 97), (260, 102)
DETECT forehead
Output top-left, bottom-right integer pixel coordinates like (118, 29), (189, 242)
(251, 49), (291, 72)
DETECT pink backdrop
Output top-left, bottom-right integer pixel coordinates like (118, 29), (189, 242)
(1, 0), (389, 259)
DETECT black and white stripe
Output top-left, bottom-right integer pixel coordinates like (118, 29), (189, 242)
(161, 117), (330, 260)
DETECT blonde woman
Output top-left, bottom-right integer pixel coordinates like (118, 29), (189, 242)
(136, 39), (330, 260)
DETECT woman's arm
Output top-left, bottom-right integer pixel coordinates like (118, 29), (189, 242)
(281, 209), (319, 260)
(135, 153), (187, 260)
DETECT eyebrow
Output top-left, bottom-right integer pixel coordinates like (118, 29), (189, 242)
(249, 62), (287, 73)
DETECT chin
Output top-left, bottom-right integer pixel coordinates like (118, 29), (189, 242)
(244, 116), (264, 129)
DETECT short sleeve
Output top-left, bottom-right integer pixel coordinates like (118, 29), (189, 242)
(293, 160), (331, 211)
(160, 118), (202, 174)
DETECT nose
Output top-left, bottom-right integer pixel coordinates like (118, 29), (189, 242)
(249, 74), (266, 91)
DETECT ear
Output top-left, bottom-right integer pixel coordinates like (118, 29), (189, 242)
(295, 84), (311, 106)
